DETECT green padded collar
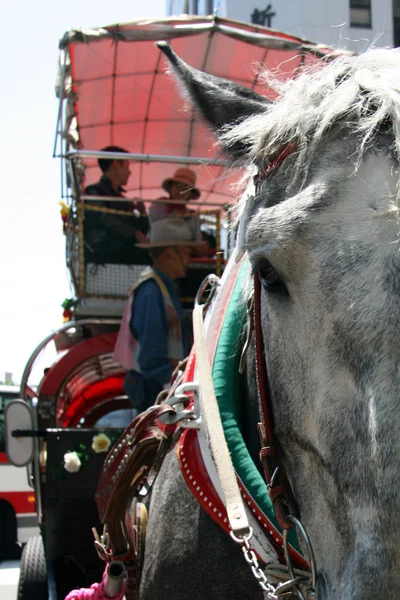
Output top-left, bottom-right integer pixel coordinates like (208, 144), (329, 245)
(211, 260), (301, 552)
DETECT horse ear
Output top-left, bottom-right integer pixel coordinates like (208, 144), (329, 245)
(157, 42), (272, 159)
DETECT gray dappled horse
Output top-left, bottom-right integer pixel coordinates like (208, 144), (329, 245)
(140, 46), (400, 600)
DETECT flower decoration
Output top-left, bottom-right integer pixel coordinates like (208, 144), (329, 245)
(62, 433), (116, 474)
(59, 201), (70, 235)
(92, 433), (111, 454)
(63, 443), (89, 474)
(64, 451), (82, 473)
(61, 297), (78, 322)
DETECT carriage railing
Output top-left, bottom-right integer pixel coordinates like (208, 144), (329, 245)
(57, 149), (231, 210)
(57, 149), (233, 312)
(65, 196), (224, 303)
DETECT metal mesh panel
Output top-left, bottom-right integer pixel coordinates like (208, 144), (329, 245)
(85, 263), (147, 297)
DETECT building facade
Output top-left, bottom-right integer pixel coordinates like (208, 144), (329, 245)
(167, 0), (400, 52)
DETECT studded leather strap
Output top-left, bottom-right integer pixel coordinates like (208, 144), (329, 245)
(95, 404), (178, 598)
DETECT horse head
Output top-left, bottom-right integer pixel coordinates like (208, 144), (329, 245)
(158, 43), (400, 599)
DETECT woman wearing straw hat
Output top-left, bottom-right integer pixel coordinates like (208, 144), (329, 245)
(149, 168), (203, 244)
(114, 218), (203, 412)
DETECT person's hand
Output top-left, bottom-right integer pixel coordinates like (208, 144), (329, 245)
(134, 201), (147, 215)
(135, 230), (149, 244)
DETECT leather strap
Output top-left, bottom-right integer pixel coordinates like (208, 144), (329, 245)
(193, 303), (250, 537)
(250, 142), (300, 532)
(95, 404), (179, 599)
(253, 273), (299, 530)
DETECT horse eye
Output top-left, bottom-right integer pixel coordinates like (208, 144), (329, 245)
(254, 259), (287, 293)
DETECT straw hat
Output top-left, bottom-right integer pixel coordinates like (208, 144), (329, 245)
(161, 168), (201, 200)
(136, 218), (204, 248)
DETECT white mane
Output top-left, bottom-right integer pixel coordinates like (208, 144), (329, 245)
(224, 48), (400, 185)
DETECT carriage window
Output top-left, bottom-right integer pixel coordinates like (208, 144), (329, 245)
(350, 0), (371, 27)
(92, 408), (137, 429)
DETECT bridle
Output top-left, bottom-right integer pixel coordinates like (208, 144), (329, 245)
(253, 272), (299, 531)
(235, 143), (319, 598)
(249, 271), (317, 599)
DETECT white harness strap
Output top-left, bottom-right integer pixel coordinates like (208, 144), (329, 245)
(193, 303), (250, 537)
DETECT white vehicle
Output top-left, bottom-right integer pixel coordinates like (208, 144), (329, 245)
(0, 385), (37, 557)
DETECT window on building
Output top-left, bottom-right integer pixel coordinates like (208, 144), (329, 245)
(195, 0), (214, 14)
(168, 0), (187, 15)
(394, 0), (400, 46)
(350, 0), (372, 27)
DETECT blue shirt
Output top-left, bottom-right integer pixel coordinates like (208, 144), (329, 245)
(129, 268), (189, 384)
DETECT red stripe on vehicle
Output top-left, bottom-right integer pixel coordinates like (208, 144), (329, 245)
(0, 491), (36, 513)
(0, 452), (9, 464)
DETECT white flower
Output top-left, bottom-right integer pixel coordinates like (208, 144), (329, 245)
(92, 433), (111, 454)
(64, 451), (81, 473)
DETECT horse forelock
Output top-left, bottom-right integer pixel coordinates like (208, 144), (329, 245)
(225, 48), (400, 198)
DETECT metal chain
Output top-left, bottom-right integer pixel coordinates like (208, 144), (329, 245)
(243, 536), (278, 597)
(157, 383), (201, 429)
(230, 527), (315, 600)
(231, 529), (277, 597)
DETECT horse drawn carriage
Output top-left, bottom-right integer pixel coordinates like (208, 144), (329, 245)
(9, 13), (398, 600)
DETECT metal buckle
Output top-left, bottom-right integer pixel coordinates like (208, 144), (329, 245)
(167, 394), (191, 409)
(94, 539), (111, 562)
(194, 273), (220, 311)
(283, 516), (317, 597)
(158, 407), (199, 426)
(158, 382), (201, 428)
(239, 295), (254, 374)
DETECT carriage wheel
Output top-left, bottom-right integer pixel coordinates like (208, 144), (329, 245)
(18, 535), (48, 600)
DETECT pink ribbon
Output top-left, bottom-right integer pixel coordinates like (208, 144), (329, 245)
(64, 572), (124, 600)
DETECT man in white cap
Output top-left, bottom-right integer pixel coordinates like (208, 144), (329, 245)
(114, 218), (203, 412)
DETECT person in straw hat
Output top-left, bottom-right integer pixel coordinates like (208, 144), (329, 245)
(149, 167), (203, 244)
(113, 218), (203, 412)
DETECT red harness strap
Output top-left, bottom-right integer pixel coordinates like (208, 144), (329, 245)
(177, 427), (309, 569)
(253, 143), (296, 189)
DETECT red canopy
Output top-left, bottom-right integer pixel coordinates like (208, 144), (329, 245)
(57, 16), (349, 209)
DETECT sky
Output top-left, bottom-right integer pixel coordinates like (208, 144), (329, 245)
(0, 0), (165, 385)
